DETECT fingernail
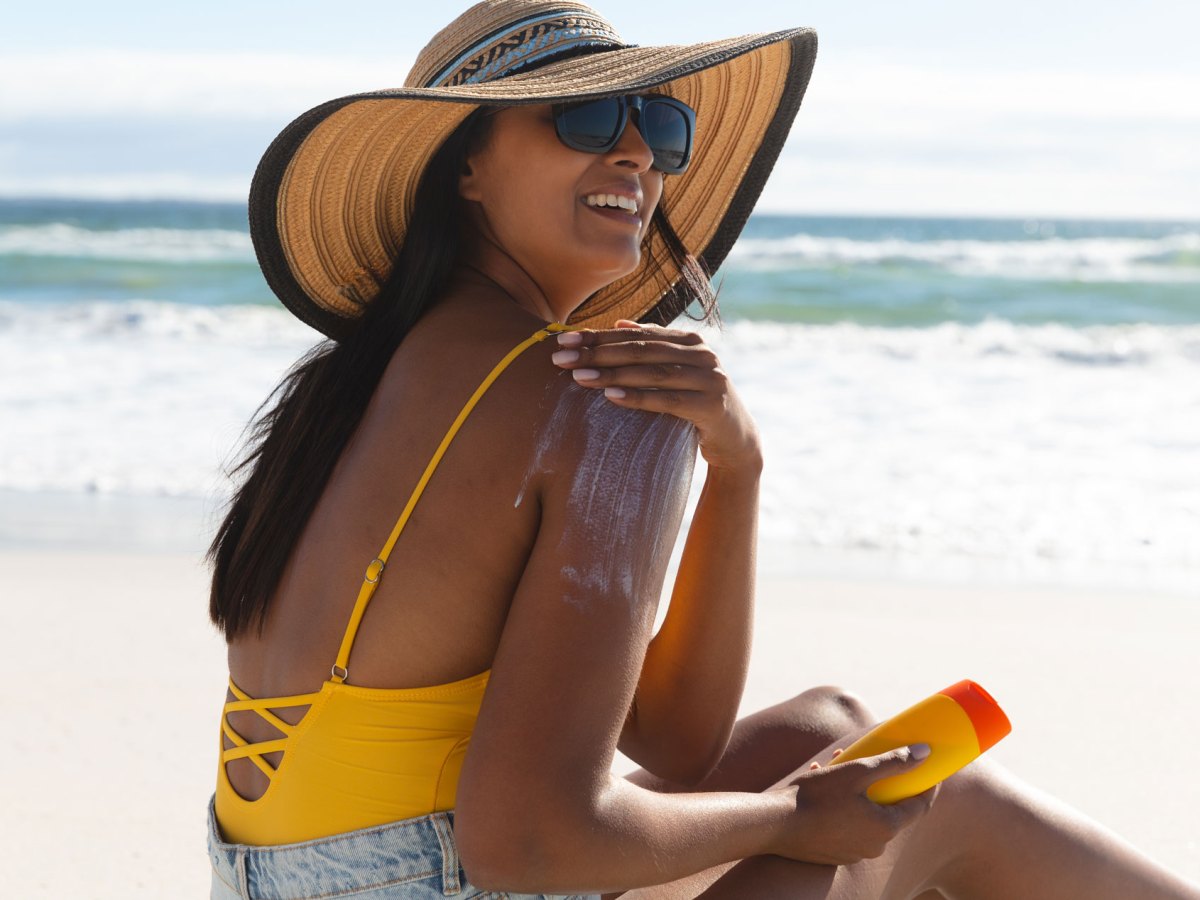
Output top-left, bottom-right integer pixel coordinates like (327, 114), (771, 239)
(551, 349), (579, 365)
(604, 386), (626, 399)
(911, 743), (931, 761)
(556, 332), (582, 346)
(573, 368), (601, 381)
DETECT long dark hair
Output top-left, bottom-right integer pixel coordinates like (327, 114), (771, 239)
(208, 108), (720, 640)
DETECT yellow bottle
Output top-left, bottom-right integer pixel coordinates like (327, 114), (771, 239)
(830, 680), (1012, 805)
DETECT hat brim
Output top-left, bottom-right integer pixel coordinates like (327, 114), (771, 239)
(249, 29), (817, 338)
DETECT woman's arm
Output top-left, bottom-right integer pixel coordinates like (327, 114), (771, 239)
(621, 458), (762, 785)
(454, 367), (930, 894)
(556, 321), (766, 784)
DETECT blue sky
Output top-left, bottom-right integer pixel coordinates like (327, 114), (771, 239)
(2, 0), (1198, 218)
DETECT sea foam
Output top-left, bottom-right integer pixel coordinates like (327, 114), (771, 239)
(1, 301), (1196, 591)
(728, 231), (1200, 283)
(0, 222), (253, 263)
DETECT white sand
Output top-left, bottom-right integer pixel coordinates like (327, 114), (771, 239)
(1, 549), (1196, 896)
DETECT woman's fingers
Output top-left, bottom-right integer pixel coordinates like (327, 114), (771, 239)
(883, 784), (940, 830)
(850, 745), (932, 792)
(552, 326), (720, 413)
(555, 323), (762, 471)
(808, 747), (843, 772)
(598, 383), (700, 416)
(551, 337), (712, 417)
(556, 324), (705, 351)
(552, 335), (716, 374)
(568, 361), (711, 390)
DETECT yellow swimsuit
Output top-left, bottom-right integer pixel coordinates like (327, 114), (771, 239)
(215, 322), (570, 846)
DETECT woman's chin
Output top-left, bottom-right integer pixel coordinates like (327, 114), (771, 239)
(551, 236), (645, 298)
(588, 245), (645, 286)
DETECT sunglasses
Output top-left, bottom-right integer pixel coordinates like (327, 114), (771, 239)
(551, 94), (696, 175)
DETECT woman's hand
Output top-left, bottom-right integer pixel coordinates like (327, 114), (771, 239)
(766, 745), (939, 866)
(551, 319), (762, 472)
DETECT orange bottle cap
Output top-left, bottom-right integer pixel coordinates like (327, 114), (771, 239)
(939, 680), (1012, 753)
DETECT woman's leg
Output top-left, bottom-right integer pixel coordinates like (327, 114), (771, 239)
(623, 685), (878, 795)
(614, 686), (945, 899)
(896, 759), (1200, 900)
(615, 691), (1200, 899)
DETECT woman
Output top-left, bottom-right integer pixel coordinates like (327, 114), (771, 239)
(206, 1), (1200, 897)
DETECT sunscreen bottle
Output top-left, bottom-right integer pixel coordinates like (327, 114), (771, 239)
(829, 680), (1011, 805)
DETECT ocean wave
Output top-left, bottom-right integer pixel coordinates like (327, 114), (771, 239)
(726, 231), (1200, 283)
(707, 317), (1200, 368)
(0, 222), (253, 262)
(0, 298), (317, 343)
(1, 302), (1196, 586)
(2, 300), (1198, 367)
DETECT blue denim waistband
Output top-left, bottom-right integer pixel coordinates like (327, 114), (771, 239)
(206, 796), (467, 898)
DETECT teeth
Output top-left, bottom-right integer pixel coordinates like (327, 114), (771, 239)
(586, 193), (638, 214)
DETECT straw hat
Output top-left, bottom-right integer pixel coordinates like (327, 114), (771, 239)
(249, 0), (817, 338)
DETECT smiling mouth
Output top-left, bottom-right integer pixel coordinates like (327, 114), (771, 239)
(584, 193), (640, 215)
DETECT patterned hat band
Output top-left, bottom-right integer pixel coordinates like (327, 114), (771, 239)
(423, 9), (627, 87)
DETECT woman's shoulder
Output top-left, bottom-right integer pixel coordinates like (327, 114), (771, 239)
(412, 291), (556, 351)
(366, 294), (584, 479)
(399, 294), (584, 414)
(394, 294), (562, 397)
(392, 291), (695, 480)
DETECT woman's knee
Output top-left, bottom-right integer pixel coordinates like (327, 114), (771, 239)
(934, 755), (1012, 812)
(787, 685), (876, 736)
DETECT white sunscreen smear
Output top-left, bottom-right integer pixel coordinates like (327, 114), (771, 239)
(516, 381), (698, 613)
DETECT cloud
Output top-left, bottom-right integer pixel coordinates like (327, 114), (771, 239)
(4, 48), (1198, 123)
(1, 49), (1196, 218)
(760, 55), (1200, 217)
(0, 50), (416, 121)
(0, 172), (249, 202)
(758, 154), (1200, 219)
(806, 55), (1200, 124)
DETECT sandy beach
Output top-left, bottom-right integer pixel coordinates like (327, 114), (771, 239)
(2, 547), (1196, 896)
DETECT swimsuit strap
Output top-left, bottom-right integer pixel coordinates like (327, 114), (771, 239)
(329, 322), (571, 684)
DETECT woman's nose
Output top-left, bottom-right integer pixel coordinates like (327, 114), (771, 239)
(607, 114), (654, 171)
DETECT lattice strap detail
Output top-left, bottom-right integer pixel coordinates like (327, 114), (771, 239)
(221, 679), (323, 780)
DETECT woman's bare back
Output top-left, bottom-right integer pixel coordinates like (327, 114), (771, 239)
(223, 292), (579, 796)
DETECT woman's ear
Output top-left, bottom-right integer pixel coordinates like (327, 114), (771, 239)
(459, 156), (483, 202)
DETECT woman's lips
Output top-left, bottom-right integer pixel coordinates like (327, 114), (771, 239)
(582, 200), (641, 226)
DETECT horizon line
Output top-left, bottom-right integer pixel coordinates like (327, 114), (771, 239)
(1, 193), (1198, 226)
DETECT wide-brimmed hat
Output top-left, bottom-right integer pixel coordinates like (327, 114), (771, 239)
(249, 0), (817, 338)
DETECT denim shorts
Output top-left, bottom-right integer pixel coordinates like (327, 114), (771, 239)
(207, 796), (599, 900)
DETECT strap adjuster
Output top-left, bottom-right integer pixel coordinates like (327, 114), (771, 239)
(365, 558), (386, 584)
(331, 664), (349, 683)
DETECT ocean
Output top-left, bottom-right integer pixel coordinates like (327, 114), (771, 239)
(2, 198), (1197, 592)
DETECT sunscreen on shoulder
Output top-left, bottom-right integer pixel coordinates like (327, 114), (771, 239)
(829, 680), (1012, 805)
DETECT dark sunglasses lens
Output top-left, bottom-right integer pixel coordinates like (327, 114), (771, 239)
(558, 98), (623, 150)
(642, 102), (691, 172)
